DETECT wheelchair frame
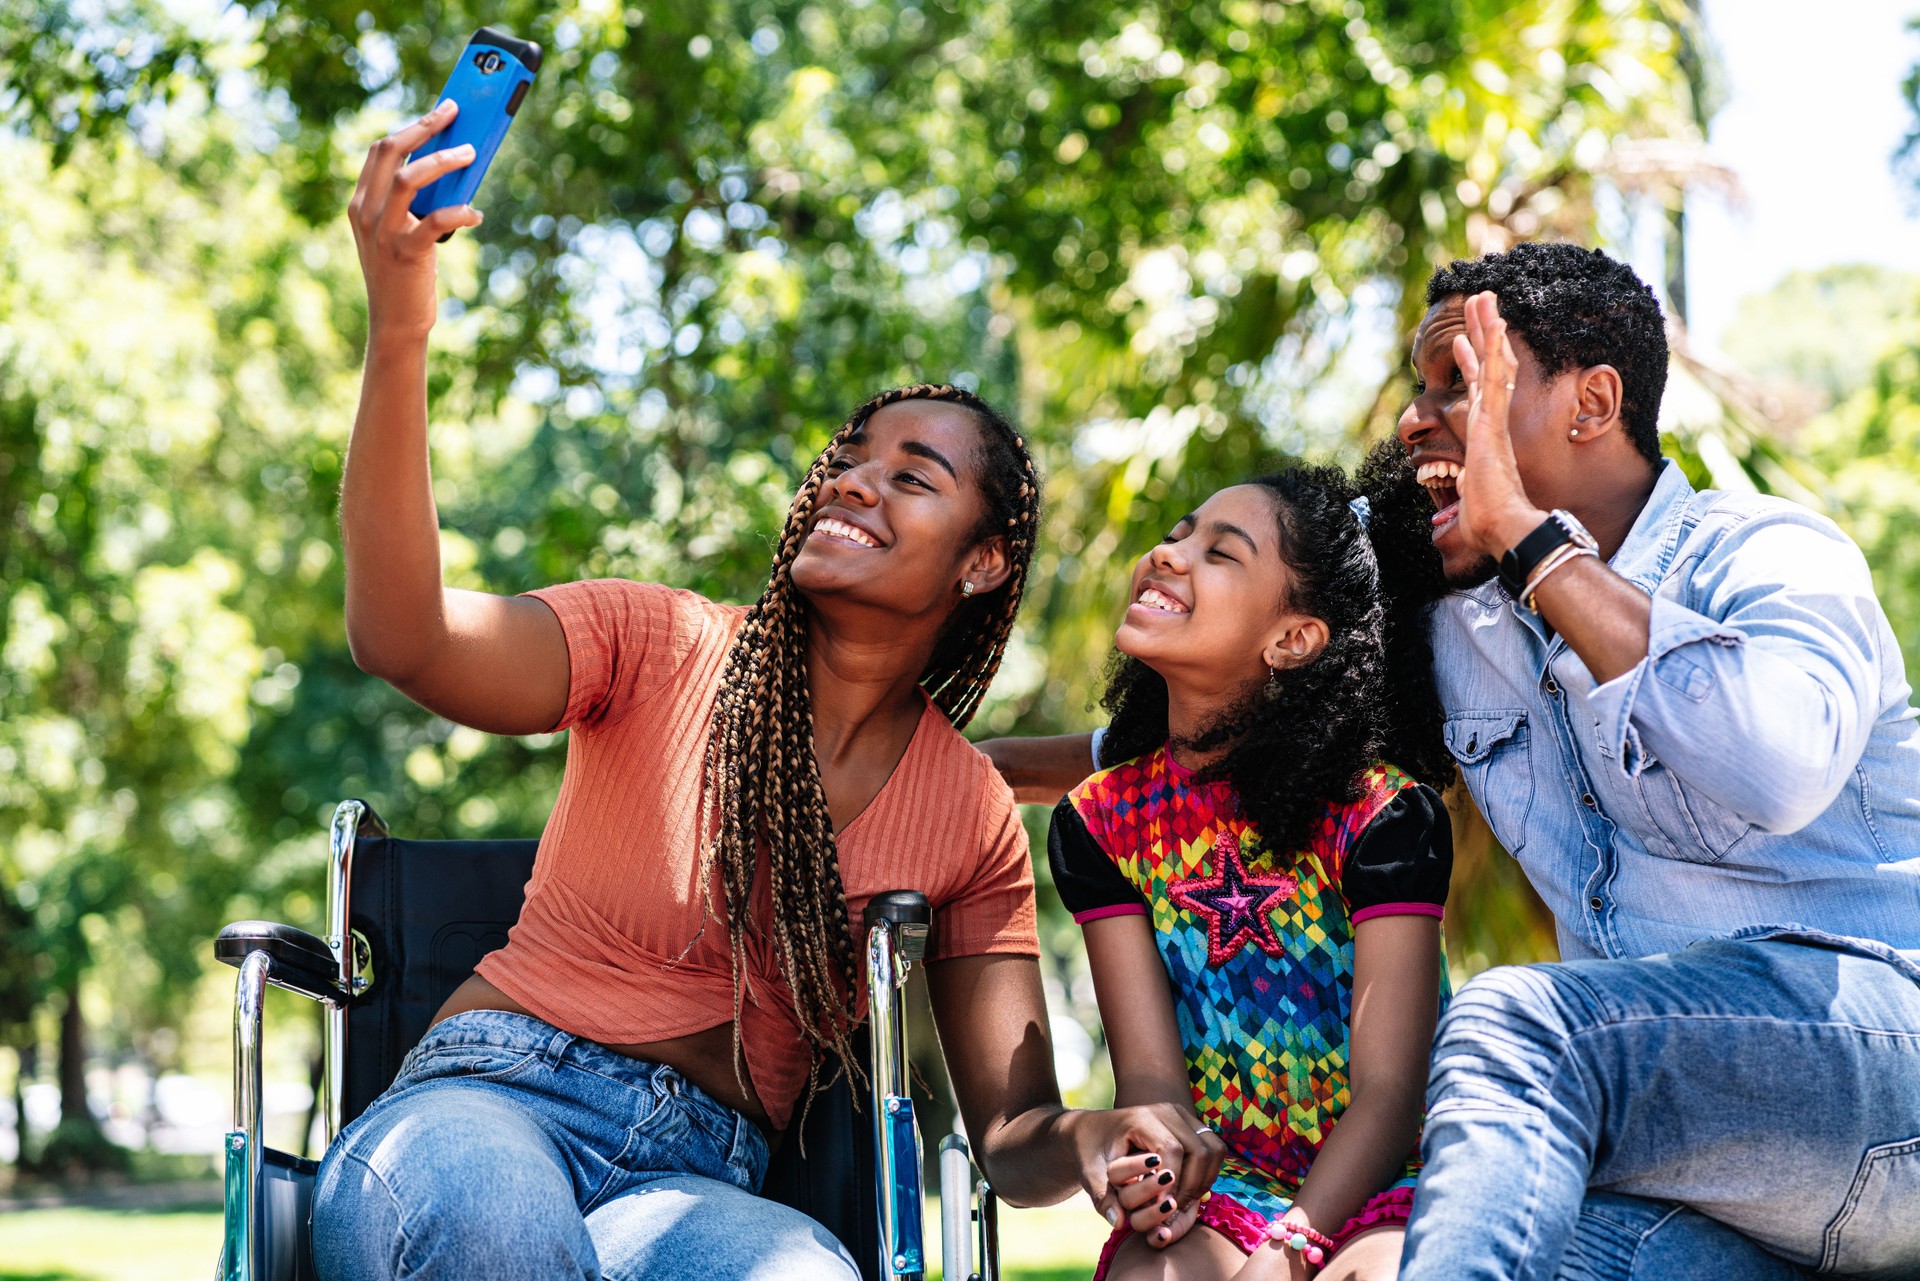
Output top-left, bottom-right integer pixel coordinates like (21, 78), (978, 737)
(217, 800), (1003, 1281)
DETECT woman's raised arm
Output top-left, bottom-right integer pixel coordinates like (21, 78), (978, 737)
(340, 102), (569, 736)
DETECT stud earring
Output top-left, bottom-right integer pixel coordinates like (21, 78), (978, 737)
(960, 580), (975, 597)
(1570, 428), (1580, 438)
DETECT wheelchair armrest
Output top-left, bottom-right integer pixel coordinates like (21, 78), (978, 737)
(863, 890), (931, 962)
(216, 920), (346, 1005)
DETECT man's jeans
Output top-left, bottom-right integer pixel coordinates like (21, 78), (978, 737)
(1400, 933), (1920, 1280)
(311, 1010), (858, 1280)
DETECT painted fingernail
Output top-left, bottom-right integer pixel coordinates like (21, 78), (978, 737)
(1157, 1171), (1173, 1185)
(1144, 1155), (1160, 1169)
(1105, 1206), (1120, 1226)
(1159, 1198), (1175, 1213)
(1157, 1228), (1170, 1243)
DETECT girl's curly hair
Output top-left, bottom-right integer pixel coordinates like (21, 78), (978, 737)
(1097, 441), (1451, 862)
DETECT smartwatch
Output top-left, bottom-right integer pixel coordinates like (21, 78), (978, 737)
(1498, 510), (1598, 599)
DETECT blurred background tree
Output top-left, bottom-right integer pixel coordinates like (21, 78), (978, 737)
(13, 0), (1913, 1181)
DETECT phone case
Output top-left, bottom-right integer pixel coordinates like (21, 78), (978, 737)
(407, 27), (542, 227)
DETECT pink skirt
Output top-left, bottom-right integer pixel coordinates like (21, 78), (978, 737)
(1091, 1185), (1415, 1280)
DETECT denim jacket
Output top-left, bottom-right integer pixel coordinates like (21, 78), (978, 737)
(1432, 461), (1920, 962)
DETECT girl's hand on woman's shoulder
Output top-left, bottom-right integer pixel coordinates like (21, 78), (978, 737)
(1063, 1103), (1225, 1245)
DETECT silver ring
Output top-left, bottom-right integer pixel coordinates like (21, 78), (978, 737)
(1193, 1125), (1215, 1136)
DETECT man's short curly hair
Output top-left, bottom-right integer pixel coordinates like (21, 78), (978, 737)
(1425, 243), (1669, 465)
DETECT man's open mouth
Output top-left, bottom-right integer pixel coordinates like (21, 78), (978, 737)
(1416, 460), (1463, 530)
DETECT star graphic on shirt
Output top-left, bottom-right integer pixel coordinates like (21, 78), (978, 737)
(1169, 830), (1298, 965)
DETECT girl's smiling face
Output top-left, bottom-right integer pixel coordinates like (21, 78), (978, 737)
(1117, 484), (1324, 693)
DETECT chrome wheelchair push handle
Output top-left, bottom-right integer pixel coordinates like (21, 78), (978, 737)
(865, 891), (931, 1279)
(219, 949), (270, 1281)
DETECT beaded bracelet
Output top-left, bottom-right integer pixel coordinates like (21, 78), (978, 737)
(1520, 544), (1597, 614)
(1264, 1218), (1336, 1267)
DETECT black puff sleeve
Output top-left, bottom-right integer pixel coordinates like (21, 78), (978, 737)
(1047, 797), (1148, 923)
(1341, 783), (1453, 924)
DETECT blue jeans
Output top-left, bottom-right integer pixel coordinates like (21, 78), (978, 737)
(1400, 932), (1920, 1280)
(311, 1010), (858, 1280)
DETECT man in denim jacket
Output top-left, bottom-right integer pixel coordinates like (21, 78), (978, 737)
(1396, 243), (1920, 1280)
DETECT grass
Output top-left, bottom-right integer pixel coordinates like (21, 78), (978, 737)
(0, 1205), (225, 1281)
(0, 1197), (1108, 1280)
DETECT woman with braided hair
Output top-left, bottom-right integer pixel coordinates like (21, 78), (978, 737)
(314, 112), (1197, 1281)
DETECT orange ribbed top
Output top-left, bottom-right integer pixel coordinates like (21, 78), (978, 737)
(474, 579), (1038, 1130)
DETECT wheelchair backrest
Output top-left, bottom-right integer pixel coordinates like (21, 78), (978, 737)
(342, 828), (539, 1124)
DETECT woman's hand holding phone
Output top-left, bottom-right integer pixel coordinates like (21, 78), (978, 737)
(346, 101), (483, 340)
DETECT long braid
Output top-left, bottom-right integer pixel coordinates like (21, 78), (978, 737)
(698, 384), (1041, 1102)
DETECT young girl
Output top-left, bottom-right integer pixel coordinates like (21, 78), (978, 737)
(1049, 456), (1454, 1281)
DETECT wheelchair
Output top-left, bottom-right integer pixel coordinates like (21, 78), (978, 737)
(213, 799), (1004, 1281)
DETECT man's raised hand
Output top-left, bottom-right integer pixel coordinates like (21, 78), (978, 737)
(1452, 290), (1545, 558)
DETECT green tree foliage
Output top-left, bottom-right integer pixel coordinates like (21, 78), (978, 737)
(1719, 265), (1920, 695)
(0, 104), (366, 1110)
(3, 0), (1716, 1128)
(1806, 341), (1920, 693)
(1721, 265), (1920, 409)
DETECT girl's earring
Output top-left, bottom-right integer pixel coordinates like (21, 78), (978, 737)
(1267, 664), (1279, 689)
(1570, 428), (1580, 438)
(960, 580), (975, 597)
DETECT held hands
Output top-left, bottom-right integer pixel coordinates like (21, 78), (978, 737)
(1452, 291), (1548, 558)
(1073, 1103), (1225, 1249)
(347, 101), (484, 339)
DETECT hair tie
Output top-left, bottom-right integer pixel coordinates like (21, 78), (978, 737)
(1348, 494), (1379, 592)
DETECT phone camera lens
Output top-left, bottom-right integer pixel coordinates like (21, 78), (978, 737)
(473, 50), (504, 74)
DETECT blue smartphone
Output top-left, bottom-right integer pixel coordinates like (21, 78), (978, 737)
(407, 26), (542, 236)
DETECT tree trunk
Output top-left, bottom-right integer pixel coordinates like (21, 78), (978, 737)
(11, 1044), (31, 1165)
(57, 980), (90, 1127)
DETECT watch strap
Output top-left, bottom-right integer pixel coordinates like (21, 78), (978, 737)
(1499, 514), (1576, 598)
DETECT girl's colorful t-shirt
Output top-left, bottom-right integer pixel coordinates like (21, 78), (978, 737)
(1048, 746), (1451, 1220)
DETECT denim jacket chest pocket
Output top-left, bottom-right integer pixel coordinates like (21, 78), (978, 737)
(1624, 750), (1753, 865)
(1446, 710), (1533, 855)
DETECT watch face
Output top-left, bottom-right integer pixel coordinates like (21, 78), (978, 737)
(1551, 510), (1599, 550)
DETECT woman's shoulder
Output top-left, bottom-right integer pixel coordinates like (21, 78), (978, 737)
(535, 576), (738, 615)
(911, 701), (1019, 811)
(536, 578), (747, 641)
(525, 580), (750, 728)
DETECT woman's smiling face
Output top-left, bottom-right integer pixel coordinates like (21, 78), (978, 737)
(788, 398), (1009, 621)
(1116, 484), (1304, 689)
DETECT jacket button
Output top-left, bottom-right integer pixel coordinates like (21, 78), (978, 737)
(1589, 896), (1604, 912)
(1545, 677), (1560, 695)
(1582, 793), (1597, 809)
